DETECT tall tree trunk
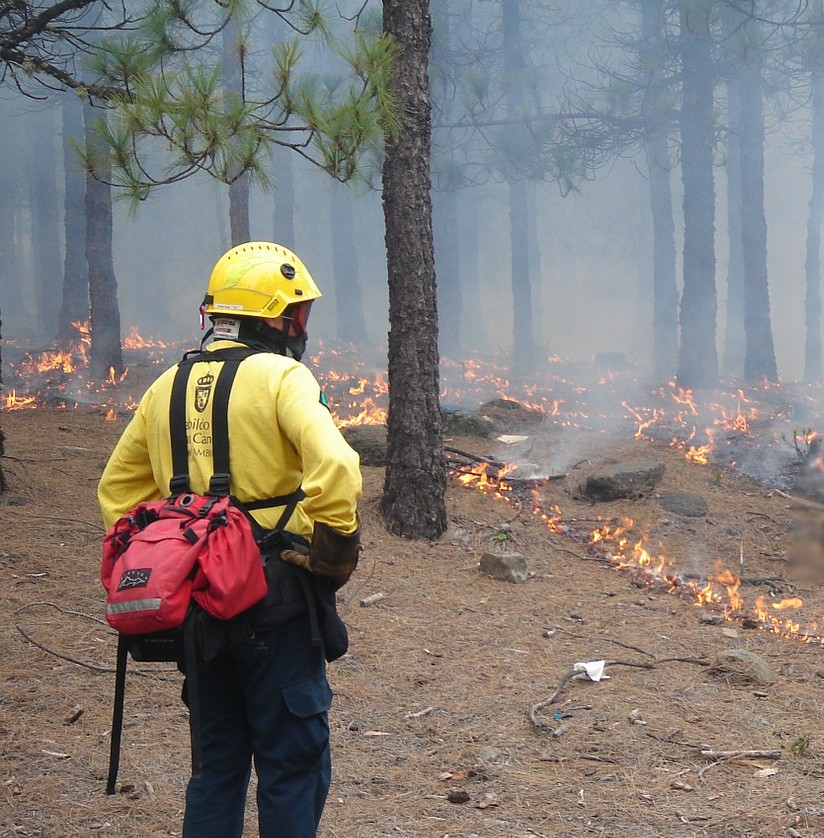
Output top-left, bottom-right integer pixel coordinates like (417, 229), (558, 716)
(640, 0), (678, 381)
(458, 187), (484, 352)
(677, 0), (718, 389)
(645, 133), (679, 381)
(223, 16), (251, 245)
(431, 0), (462, 358)
(269, 14), (296, 249)
(527, 182), (544, 354)
(0, 309), (5, 493)
(381, 0), (447, 540)
(432, 187), (461, 357)
(84, 107), (123, 379)
(0, 102), (23, 326)
(504, 0), (535, 376)
(723, 79), (746, 377)
(738, 52), (777, 382)
(28, 106), (62, 341)
(58, 95), (89, 345)
(509, 178), (531, 373)
(330, 182), (368, 343)
(806, 4), (824, 383)
(273, 144), (296, 248)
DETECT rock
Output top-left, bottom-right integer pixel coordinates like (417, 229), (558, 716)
(442, 408), (494, 438)
(341, 425), (388, 467)
(479, 552), (529, 584)
(659, 491), (709, 517)
(710, 649), (777, 686)
(583, 460), (665, 501)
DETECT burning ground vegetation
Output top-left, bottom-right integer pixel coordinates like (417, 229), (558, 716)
(5, 334), (824, 835)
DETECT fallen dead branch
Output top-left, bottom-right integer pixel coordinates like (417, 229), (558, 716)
(552, 627), (658, 659)
(529, 657), (710, 730)
(16, 600), (107, 625)
(15, 625), (177, 681)
(700, 749), (781, 760)
(775, 489), (824, 513)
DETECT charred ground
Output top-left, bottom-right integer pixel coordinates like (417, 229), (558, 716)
(2, 398), (824, 838)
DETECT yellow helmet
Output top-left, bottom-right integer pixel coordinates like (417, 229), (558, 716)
(202, 241), (321, 319)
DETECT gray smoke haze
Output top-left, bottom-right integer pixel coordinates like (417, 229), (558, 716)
(0, 1), (820, 393)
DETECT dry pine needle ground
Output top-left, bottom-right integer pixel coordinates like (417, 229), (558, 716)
(1, 407), (824, 838)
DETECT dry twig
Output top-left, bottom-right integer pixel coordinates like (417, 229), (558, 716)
(15, 625), (177, 681)
(16, 600), (107, 625)
(529, 657), (709, 729)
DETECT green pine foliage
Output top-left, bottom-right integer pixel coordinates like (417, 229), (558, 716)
(79, 0), (399, 203)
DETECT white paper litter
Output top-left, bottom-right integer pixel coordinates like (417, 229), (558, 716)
(572, 660), (610, 682)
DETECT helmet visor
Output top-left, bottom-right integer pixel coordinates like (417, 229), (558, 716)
(283, 301), (313, 337)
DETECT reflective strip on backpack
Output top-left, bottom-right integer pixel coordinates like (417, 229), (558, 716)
(106, 599), (162, 615)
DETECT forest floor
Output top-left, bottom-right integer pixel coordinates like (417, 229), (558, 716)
(3, 376), (824, 837)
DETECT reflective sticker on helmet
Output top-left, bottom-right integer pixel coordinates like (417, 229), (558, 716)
(213, 318), (241, 339)
(319, 391), (330, 412)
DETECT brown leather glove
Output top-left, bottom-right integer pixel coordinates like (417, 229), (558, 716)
(280, 522), (361, 587)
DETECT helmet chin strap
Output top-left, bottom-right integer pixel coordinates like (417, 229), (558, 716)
(203, 318), (308, 361)
(241, 319), (308, 361)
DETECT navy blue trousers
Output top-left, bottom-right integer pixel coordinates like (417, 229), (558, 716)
(182, 614), (332, 838)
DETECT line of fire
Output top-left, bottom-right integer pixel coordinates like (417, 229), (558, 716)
(4, 320), (824, 647)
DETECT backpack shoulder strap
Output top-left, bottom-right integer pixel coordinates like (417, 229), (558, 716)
(168, 347), (261, 497)
(168, 346), (304, 525)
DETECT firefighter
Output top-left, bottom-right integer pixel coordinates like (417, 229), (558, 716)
(98, 241), (362, 838)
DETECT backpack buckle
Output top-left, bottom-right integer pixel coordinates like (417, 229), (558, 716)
(208, 473), (231, 496)
(169, 474), (190, 495)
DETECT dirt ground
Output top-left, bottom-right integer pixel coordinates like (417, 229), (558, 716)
(3, 402), (824, 838)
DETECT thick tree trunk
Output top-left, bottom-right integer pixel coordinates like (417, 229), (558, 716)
(723, 79), (746, 377)
(640, 0), (678, 381)
(330, 182), (368, 343)
(645, 132), (679, 380)
(806, 33), (824, 382)
(270, 14), (296, 250)
(273, 144), (296, 249)
(504, 0), (535, 376)
(509, 177), (533, 374)
(458, 187), (484, 352)
(0, 103), (23, 325)
(527, 183), (544, 353)
(431, 0), (462, 358)
(58, 95), (89, 345)
(223, 17), (251, 246)
(738, 57), (777, 382)
(28, 106), (62, 341)
(381, 0), (447, 540)
(229, 175), (251, 246)
(84, 107), (123, 379)
(0, 310), (5, 493)
(677, 1), (718, 389)
(432, 186), (461, 357)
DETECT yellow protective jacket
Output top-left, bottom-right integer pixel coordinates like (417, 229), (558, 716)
(98, 340), (362, 541)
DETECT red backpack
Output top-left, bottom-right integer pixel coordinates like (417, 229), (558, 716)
(101, 347), (303, 794)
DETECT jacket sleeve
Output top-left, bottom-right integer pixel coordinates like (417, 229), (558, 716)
(277, 363), (362, 535)
(97, 405), (164, 531)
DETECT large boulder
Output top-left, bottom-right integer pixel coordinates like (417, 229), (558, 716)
(341, 425), (388, 467)
(583, 460), (665, 501)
